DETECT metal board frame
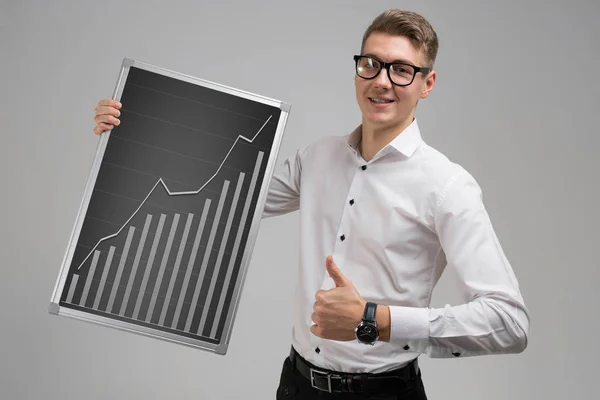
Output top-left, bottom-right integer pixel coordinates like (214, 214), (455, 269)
(49, 58), (290, 355)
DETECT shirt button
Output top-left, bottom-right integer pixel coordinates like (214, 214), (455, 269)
(361, 165), (367, 170)
(340, 234), (345, 241)
(452, 352), (461, 357)
(403, 345), (410, 350)
(315, 347), (320, 354)
(349, 199), (354, 206)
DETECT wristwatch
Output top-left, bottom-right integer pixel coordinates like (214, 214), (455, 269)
(355, 302), (379, 345)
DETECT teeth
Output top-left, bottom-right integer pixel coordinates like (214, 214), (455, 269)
(370, 98), (393, 103)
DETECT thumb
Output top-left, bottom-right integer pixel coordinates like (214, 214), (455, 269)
(326, 256), (349, 287)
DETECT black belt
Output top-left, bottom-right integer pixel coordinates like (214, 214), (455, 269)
(289, 346), (419, 394)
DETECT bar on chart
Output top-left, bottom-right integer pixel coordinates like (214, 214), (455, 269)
(209, 151), (265, 338)
(103, 226), (136, 312)
(117, 214), (153, 315)
(183, 179), (231, 333)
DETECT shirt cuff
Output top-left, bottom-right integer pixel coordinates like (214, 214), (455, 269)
(389, 306), (429, 342)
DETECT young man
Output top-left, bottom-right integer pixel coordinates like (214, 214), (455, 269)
(92, 9), (530, 400)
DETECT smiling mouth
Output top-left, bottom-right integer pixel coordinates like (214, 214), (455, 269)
(368, 97), (394, 104)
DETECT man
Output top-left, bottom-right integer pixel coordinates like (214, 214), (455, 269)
(92, 9), (530, 400)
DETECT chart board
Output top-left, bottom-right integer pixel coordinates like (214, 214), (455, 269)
(49, 58), (290, 355)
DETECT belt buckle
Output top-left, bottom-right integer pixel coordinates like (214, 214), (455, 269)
(310, 368), (339, 393)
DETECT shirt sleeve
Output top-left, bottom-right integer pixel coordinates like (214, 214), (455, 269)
(261, 145), (307, 219)
(387, 170), (531, 358)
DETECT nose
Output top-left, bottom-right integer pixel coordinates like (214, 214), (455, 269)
(373, 66), (393, 89)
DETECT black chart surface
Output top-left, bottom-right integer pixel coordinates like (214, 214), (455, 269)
(50, 59), (289, 354)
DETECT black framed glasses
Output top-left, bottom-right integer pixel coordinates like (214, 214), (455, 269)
(353, 55), (431, 87)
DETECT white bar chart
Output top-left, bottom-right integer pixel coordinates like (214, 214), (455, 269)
(62, 149), (265, 340)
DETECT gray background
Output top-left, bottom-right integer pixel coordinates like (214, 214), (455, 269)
(1, 0), (598, 399)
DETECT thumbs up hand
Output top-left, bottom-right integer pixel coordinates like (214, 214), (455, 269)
(325, 255), (353, 288)
(310, 256), (367, 341)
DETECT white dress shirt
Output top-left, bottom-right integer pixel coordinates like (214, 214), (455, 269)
(262, 119), (530, 374)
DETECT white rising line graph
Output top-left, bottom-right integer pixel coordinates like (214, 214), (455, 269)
(76, 115), (273, 271)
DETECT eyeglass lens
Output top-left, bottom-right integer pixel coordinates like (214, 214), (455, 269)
(356, 57), (415, 85)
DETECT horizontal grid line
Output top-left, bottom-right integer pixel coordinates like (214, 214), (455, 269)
(115, 109), (269, 152)
(126, 81), (274, 124)
(101, 145), (263, 186)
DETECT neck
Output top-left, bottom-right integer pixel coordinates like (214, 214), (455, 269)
(359, 116), (414, 161)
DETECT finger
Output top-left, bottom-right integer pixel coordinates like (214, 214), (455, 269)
(93, 123), (113, 135)
(94, 114), (120, 126)
(310, 324), (322, 338)
(97, 99), (122, 109)
(315, 290), (326, 302)
(94, 105), (121, 118)
(326, 256), (349, 287)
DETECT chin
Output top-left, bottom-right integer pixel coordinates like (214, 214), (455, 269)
(364, 112), (396, 126)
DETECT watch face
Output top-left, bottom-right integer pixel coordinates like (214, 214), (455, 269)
(356, 322), (379, 344)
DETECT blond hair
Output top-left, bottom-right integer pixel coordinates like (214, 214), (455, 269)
(361, 9), (439, 68)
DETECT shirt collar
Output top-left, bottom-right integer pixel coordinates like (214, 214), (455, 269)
(347, 118), (423, 159)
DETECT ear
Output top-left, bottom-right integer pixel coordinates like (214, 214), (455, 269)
(420, 70), (436, 99)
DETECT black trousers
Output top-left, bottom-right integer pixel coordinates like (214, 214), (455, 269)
(275, 350), (428, 400)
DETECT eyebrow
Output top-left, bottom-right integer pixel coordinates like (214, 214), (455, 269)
(362, 53), (417, 65)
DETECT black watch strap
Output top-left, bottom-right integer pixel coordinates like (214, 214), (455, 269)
(362, 302), (377, 323)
